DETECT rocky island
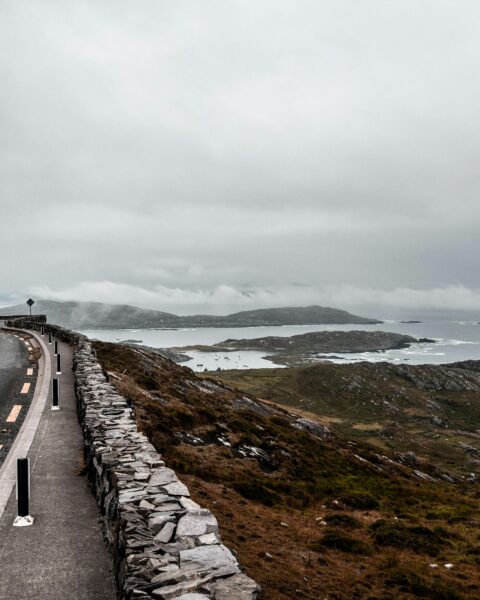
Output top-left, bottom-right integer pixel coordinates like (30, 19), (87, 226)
(176, 330), (435, 367)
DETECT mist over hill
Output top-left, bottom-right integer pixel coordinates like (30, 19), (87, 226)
(0, 300), (381, 329)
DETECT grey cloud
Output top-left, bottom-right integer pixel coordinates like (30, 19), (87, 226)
(1, 1), (479, 312)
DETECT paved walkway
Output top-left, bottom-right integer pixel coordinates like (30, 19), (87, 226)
(0, 335), (116, 600)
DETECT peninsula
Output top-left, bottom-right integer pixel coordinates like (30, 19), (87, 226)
(0, 300), (381, 329)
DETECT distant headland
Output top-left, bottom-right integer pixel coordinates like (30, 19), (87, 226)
(0, 300), (382, 329)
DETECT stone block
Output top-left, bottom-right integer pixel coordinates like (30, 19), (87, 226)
(176, 511), (218, 538)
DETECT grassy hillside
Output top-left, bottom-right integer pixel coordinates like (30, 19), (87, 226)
(209, 362), (480, 481)
(94, 341), (480, 600)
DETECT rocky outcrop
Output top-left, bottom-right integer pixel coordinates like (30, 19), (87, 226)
(181, 330), (433, 367)
(16, 320), (259, 600)
(219, 330), (423, 353)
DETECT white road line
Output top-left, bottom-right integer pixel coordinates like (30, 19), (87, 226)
(21, 383), (31, 394)
(6, 406), (22, 423)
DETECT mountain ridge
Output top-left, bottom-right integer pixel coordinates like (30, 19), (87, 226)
(0, 300), (381, 328)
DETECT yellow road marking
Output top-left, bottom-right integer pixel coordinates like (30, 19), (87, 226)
(6, 405), (22, 423)
(20, 383), (31, 394)
(27, 368), (33, 376)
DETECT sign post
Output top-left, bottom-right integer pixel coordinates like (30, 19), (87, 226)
(26, 298), (35, 317)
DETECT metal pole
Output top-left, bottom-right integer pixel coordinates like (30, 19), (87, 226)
(48, 331), (52, 345)
(13, 458), (34, 526)
(56, 353), (61, 375)
(54, 340), (58, 355)
(52, 378), (60, 411)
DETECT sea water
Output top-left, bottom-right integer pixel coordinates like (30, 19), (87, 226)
(79, 320), (480, 371)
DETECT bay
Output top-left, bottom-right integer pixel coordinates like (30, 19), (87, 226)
(80, 320), (480, 371)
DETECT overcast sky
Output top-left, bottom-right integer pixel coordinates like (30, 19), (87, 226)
(1, 1), (479, 316)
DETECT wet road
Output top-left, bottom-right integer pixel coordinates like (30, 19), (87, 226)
(0, 331), (34, 466)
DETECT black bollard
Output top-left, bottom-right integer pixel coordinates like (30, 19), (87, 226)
(56, 353), (61, 375)
(54, 340), (58, 355)
(41, 325), (44, 336)
(13, 458), (34, 526)
(52, 378), (60, 411)
(48, 331), (52, 344)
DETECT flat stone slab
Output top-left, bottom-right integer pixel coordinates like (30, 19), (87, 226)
(176, 511), (218, 538)
(164, 481), (190, 497)
(149, 468), (179, 486)
(154, 521), (176, 543)
(180, 545), (239, 574)
(149, 513), (175, 533)
(209, 573), (261, 599)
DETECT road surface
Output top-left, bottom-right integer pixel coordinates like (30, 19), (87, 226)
(0, 331), (35, 467)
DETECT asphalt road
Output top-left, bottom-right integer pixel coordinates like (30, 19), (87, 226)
(0, 331), (35, 466)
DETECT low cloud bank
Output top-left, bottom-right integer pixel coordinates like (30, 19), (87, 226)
(27, 281), (480, 317)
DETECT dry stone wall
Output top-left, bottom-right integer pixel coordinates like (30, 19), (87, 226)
(17, 321), (260, 600)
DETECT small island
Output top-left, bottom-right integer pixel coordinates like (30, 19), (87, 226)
(175, 330), (436, 367)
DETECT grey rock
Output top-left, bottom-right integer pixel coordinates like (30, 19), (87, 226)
(209, 573), (261, 599)
(180, 545), (239, 574)
(154, 521), (176, 543)
(198, 533), (220, 545)
(148, 513), (175, 533)
(149, 468), (179, 486)
(151, 579), (207, 600)
(179, 497), (201, 511)
(176, 511), (218, 538)
(152, 502), (182, 512)
(163, 481), (190, 497)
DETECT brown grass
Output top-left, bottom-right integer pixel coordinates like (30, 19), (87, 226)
(93, 341), (480, 600)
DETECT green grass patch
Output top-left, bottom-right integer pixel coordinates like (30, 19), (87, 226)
(384, 569), (462, 599)
(371, 520), (448, 555)
(325, 513), (362, 529)
(310, 531), (372, 555)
